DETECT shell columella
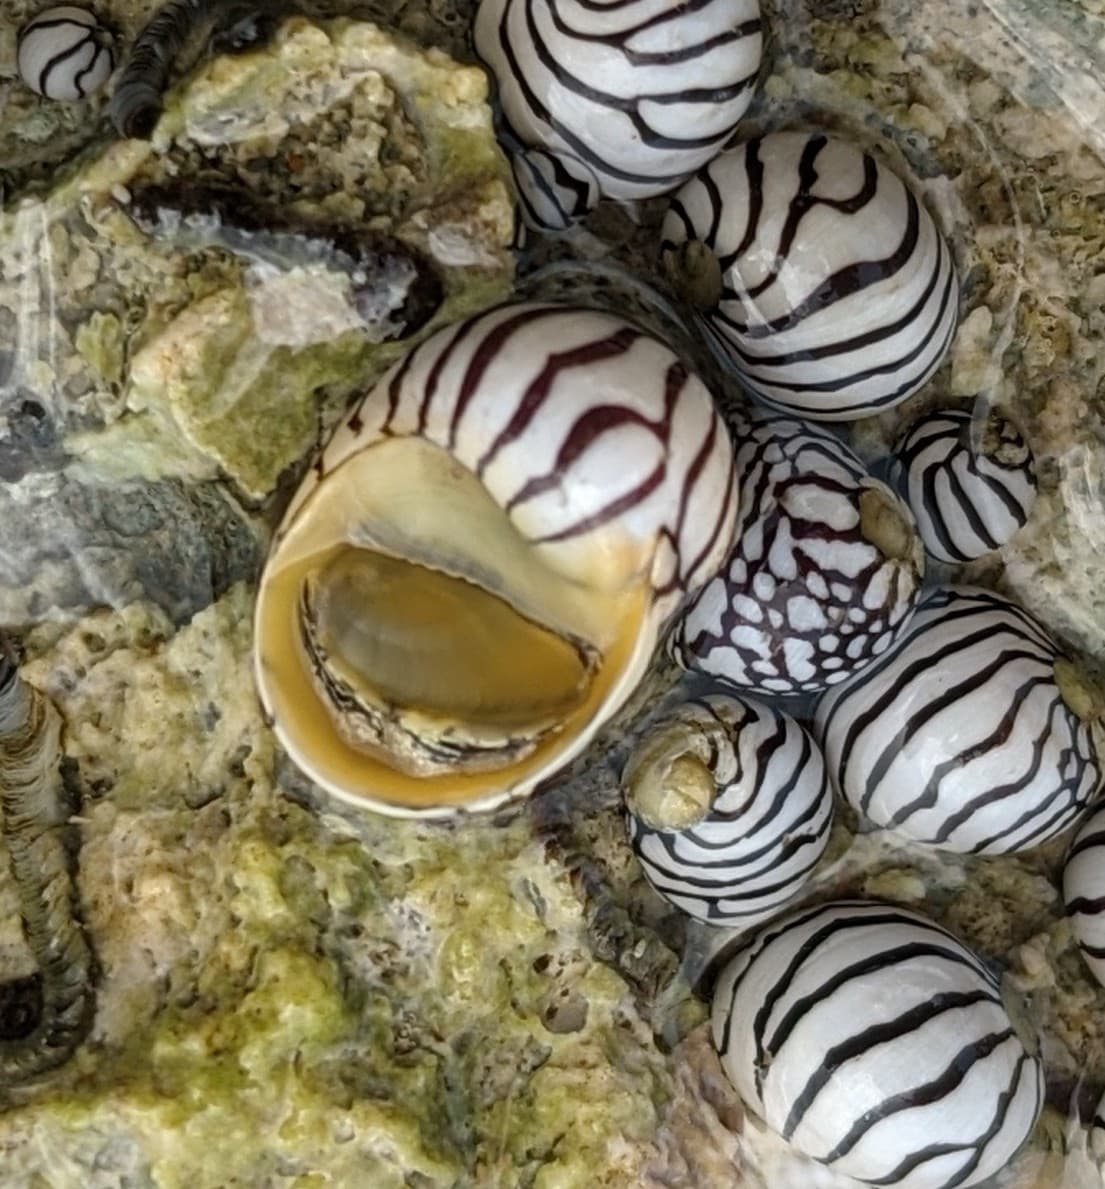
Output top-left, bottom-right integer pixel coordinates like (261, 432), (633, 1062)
(894, 407), (1037, 563)
(624, 692), (832, 926)
(670, 412), (924, 695)
(661, 130), (960, 420)
(816, 585), (1103, 854)
(712, 900), (1044, 1189)
(254, 302), (737, 817)
(474, 0), (763, 211)
(17, 5), (114, 101)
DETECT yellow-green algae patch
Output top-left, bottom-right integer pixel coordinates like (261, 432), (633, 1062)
(0, 14), (514, 500)
(2, 590), (673, 1185)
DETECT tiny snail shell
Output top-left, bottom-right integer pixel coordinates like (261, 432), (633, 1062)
(661, 130), (960, 420)
(17, 5), (114, 101)
(1063, 803), (1105, 990)
(623, 691), (832, 926)
(254, 302), (738, 819)
(510, 147), (599, 232)
(816, 585), (1104, 854)
(893, 407), (1038, 563)
(712, 900), (1044, 1189)
(670, 410), (924, 696)
(474, 0), (763, 204)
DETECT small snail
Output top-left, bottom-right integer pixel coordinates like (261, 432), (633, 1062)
(17, 5), (114, 101)
(1063, 803), (1105, 989)
(712, 900), (1044, 1189)
(661, 131), (960, 420)
(623, 691), (832, 926)
(254, 302), (737, 818)
(893, 407), (1037, 563)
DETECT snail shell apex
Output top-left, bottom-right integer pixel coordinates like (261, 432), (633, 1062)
(18, 6), (114, 101)
(254, 302), (738, 818)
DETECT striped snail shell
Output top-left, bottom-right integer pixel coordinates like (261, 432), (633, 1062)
(816, 585), (1104, 854)
(1093, 1090), (1105, 1163)
(17, 5), (114, 101)
(660, 131), (960, 420)
(474, 0), (763, 207)
(1063, 804), (1105, 990)
(623, 692), (832, 926)
(510, 147), (599, 232)
(670, 411), (924, 696)
(894, 407), (1038, 563)
(254, 302), (738, 818)
(712, 900), (1044, 1189)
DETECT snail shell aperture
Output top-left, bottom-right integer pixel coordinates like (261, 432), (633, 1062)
(254, 302), (738, 818)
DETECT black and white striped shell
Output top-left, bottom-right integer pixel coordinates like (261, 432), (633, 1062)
(670, 412), (924, 696)
(254, 302), (738, 819)
(894, 407), (1037, 563)
(712, 900), (1044, 1189)
(623, 692), (832, 926)
(816, 585), (1104, 854)
(17, 6), (114, 101)
(510, 147), (599, 232)
(660, 131), (960, 420)
(474, 0), (763, 207)
(1063, 804), (1105, 990)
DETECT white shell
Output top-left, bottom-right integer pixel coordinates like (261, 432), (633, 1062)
(894, 407), (1037, 563)
(625, 692), (832, 926)
(17, 6), (113, 101)
(1063, 804), (1105, 989)
(671, 411), (923, 695)
(254, 302), (737, 818)
(474, 0), (763, 203)
(661, 131), (960, 420)
(816, 585), (1103, 853)
(1093, 1089), (1105, 1163)
(712, 900), (1044, 1189)
(511, 147), (599, 231)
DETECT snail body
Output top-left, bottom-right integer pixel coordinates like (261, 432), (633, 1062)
(712, 900), (1044, 1189)
(670, 411), (924, 696)
(661, 131), (959, 420)
(17, 6), (114, 101)
(254, 302), (737, 818)
(624, 692), (832, 926)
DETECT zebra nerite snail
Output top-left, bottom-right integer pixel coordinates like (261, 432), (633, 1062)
(253, 302), (737, 818)
(661, 131), (960, 420)
(17, 5), (114, 101)
(623, 691), (832, 926)
(712, 900), (1044, 1189)
(670, 411), (924, 696)
(893, 407), (1038, 563)
(473, 0), (763, 228)
(1063, 803), (1105, 990)
(816, 585), (1104, 854)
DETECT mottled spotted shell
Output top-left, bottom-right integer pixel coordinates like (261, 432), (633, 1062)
(661, 131), (960, 420)
(474, 0), (763, 209)
(17, 5), (114, 101)
(816, 585), (1104, 853)
(254, 302), (738, 818)
(623, 691), (832, 926)
(712, 900), (1044, 1189)
(893, 407), (1037, 563)
(670, 411), (924, 695)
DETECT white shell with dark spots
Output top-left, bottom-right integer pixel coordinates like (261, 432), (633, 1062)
(670, 411), (924, 695)
(625, 693), (832, 926)
(474, 0), (763, 205)
(712, 900), (1044, 1189)
(661, 131), (960, 420)
(17, 6), (113, 101)
(894, 407), (1037, 563)
(816, 585), (1103, 854)
(1063, 804), (1105, 989)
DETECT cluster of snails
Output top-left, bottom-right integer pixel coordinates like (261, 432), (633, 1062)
(12, 0), (1105, 1179)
